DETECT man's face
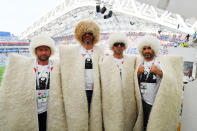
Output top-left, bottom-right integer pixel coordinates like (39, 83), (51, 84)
(142, 46), (155, 60)
(35, 46), (51, 61)
(82, 32), (94, 45)
(112, 42), (125, 56)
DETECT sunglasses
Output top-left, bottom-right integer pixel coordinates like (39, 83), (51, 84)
(84, 32), (93, 36)
(113, 42), (125, 47)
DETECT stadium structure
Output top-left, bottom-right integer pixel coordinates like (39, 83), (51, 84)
(19, 0), (197, 40)
(17, 0), (197, 56)
(0, 32), (29, 66)
(1, 0), (197, 81)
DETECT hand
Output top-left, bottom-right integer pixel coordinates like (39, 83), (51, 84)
(150, 65), (159, 74)
(137, 65), (144, 77)
(150, 65), (163, 78)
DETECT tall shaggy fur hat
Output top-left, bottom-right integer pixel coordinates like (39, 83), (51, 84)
(108, 32), (128, 50)
(137, 35), (160, 56)
(74, 20), (100, 45)
(30, 35), (56, 57)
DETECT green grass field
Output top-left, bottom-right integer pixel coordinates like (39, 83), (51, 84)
(0, 66), (6, 85)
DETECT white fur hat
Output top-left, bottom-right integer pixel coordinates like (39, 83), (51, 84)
(108, 32), (128, 50)
(30, 35), (56, 57)
(137, 35), (160, 56)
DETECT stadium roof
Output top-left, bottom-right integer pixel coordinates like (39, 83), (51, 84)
(19, 0), (197, 39)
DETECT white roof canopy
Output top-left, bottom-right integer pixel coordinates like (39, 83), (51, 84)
(19, 0), (197, 39)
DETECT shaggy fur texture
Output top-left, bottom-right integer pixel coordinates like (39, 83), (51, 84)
(74, 21), (100, 45)
(30, 35), (56, 57)
(99, 55), (143, 131)
(135, 55), (183, 131)
(137, 35), (160, 57)
(108, 32), (128, 50)
(59, 44), (103, 131)
(0, 54), (67, 131)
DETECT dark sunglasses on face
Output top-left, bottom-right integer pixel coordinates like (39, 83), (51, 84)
(84, 32), (93, 36)
(143, 47), (151, 50)
(113, 42), (125, 47)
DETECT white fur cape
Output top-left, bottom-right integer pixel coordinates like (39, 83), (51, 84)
(99, 55), (143, 131)
(0, 54), (67, 131)
(59, 44), (103, 131)
(135, 55), (183, 131)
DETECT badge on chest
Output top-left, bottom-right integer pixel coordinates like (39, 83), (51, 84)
(85, 58), (93, 69)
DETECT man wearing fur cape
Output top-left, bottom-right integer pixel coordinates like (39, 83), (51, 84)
(136, 35), (183, 131)
(59, 21), (103, 131)
(99, 32), (143, 131)
(0, 35), (67, 131)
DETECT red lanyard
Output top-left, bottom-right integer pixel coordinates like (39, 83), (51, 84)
(81, 48), (93, 57)
(34, 60), (53, 73)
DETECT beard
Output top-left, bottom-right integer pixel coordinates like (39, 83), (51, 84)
(84, 39), (94, 45)
(115, 49), (123, 56)
(143, 52), (154, 60)
(82, 37), (94, 45)
(38, 55), (50, 61)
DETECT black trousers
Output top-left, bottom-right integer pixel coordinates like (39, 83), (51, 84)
(38, 111), (47, 131)
(86, 90), (93, 113)
(142, 100), (152, 131)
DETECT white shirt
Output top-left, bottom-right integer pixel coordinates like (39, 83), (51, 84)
(139, 57), (162, 105)
(81, 46), (94, 90)
(113, 57), (124, 79)
(35, 64), (50, 114)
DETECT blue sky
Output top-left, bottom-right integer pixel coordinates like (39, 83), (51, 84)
(0, 0), (64, 35)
